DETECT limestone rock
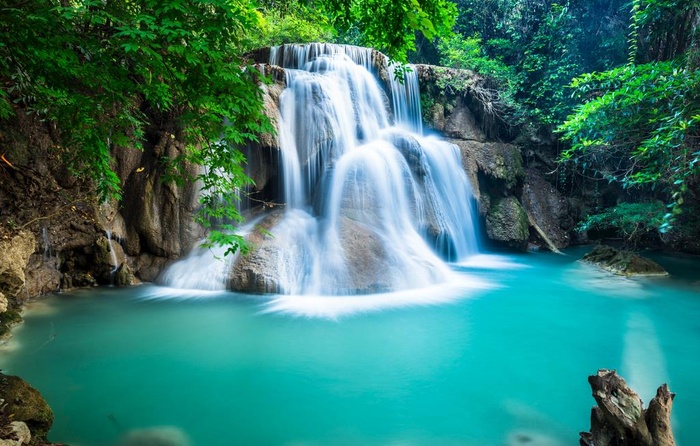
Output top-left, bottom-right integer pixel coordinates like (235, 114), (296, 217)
(443, 96), (487, 141)
(337, 218), (394, 294)
(581, 245), (668, 276)
(23, 255), (61, 297)
(229, 212), (396, 294)
(0, 232), (36, 299)
(521, 168), (573, 250)
(0, 374), (53, 439)
(93, 235), (128, 284)
(485, 197), (530, 249)
(451, 140), (525, 215)
(229, 211), (286, 293)
(116, 134), (203, 262)
(114, 263), (136, 287)
(0, 421), (31, 445)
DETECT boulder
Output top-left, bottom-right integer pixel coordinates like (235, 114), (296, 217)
(92, 235), (128, 284)
(114, 263), (136, 287)
(229, 212), (396, 294)
(0, 232), (36, 299)
(485, 197), (530, 250)
(229, 211), (288, 294)
(337, 218), (394, 294)
(581, 245), (668, 276)
(0, 374), (53, 440)
(0, 421), (31, 445)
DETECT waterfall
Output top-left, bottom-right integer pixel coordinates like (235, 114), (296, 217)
(106, 230), (119, 285)
(162, 43), (480, 295)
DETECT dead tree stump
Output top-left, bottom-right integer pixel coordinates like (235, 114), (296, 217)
(580, 369), (675, 446)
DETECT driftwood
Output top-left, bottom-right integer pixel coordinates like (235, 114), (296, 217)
(580, 369), (675, 446)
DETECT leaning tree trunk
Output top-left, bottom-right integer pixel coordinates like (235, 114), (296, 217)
(580, 369), (675, 446)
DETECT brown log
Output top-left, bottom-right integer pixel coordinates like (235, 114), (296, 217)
(580, 369), (675, 446)
(646, 384), (676, 446)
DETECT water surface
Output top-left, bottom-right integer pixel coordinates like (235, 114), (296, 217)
(2, 248), (699, 446)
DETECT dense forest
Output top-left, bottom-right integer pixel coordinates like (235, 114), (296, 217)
(1, 0), (699, 250)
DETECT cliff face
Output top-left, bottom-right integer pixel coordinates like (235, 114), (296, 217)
(0, 107), (203, 311)
(416, 64), (575, 252)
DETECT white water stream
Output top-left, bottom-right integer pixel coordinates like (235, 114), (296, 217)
(163, 44), (480, 295)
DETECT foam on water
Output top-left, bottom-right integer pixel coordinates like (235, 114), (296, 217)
(261, 272), (495, 319)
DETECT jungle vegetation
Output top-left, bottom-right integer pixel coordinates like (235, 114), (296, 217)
(1, 0), (698, 248)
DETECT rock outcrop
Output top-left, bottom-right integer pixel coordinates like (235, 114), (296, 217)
(0, 373), (53, 444)
(581, 245), (668, 276)
(418, 65), (573, 251)
(0, 232), (35, 299)
(521, 168), (573, 250)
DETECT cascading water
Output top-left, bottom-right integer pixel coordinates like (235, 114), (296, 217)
(161, 43), (481, 297)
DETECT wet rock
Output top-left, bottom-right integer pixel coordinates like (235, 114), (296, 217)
(92, 235), (128, 284)
(485, 196), (530, 250)
(24, 255), (61, 297)
(61, 271), (97, 289)
(338, 218), (394, 294)
(229, 212), (396, 294)
(0, 374), (53, 440)
(0, 232), (36, 299)
(114, 263), (136, 287)
(450, 140), (524, 214)
(0, 421), (31, 445)
(581, 245), (668, 276)
(229, 211), (287, 294)
(521, 168), (573, 250)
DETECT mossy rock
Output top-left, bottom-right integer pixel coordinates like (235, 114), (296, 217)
(581, 245), (668, 276)
(485, 196), (530, 249)
(0, 374), (53, 439)
(0, 309), (22, 340)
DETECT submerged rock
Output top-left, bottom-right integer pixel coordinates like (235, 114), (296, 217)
(581, 245), (668, 276)
(118, 426), (191, 446)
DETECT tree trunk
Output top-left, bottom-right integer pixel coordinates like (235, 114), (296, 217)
(579, 369), (675, 446)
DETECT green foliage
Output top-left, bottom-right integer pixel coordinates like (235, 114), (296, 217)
(248, 4), (335, 49)
(441, 0), (630, 127)
(559, 62), (700, 228)
(0, 0), (272, 254)
(577, 201), (666, 244)
(334, 0), (458, 63)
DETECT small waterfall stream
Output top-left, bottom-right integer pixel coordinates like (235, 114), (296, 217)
(162, 43), (480, 296)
